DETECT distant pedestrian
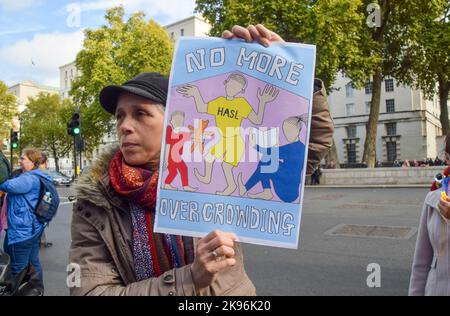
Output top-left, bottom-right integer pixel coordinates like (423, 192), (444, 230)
(409, 133), (450, 295)
(311, 166), (322, 185)
(434, 156), (443, 166)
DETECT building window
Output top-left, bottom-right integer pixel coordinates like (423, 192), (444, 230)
(65, 79), (68, 89)
(180, 29), (184, 36)
(347, 125), (357, 138)
(386, 99), (395, 113)
(386, 122), (397, 136)
(365, 101), (372, 114)
(365, 82), (372, 94)
(385, 79), (394, 92)
(347, 144), (357, 163)
(345, 83), (354, 98)
(65, 71), (68, 79)
(346, 103), (355, 116)
(70, 69), (73, 77)
(386, 142), (397, 162)
(171, 32), (174, 40)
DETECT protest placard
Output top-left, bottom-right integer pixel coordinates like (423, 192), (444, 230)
(155, 37), (316, 249)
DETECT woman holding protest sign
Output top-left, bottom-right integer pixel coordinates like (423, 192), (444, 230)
(69, 24), (334, 296)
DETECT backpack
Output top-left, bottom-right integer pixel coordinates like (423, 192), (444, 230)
(26, 175), (60, 226)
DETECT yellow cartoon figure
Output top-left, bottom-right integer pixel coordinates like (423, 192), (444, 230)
(177, 73), (279, 195)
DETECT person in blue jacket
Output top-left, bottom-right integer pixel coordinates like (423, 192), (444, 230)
(0, 148), (51, 280)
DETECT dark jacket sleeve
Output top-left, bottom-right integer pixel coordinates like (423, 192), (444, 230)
(307, 79), (334, 175)
(0, 152), (11, 184)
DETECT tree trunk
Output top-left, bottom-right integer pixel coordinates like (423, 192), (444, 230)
(52, 146), (60, 173)
(438, 79), (450, 136)
(362, 71), (383, 168)
(325, 139), (340, 169)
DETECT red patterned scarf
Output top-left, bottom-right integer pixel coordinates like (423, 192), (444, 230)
(109, 151), (186, 280)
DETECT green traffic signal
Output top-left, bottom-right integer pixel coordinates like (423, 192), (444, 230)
(11, 131), (19, 150)
(68, 109), (81, 136)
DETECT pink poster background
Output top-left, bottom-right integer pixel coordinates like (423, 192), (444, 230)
(162, 71), (310, 203)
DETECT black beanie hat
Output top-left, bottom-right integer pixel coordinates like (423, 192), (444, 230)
(99, 72), (169, 114)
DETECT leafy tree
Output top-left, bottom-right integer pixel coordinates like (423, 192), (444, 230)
(71, 6), (173, 152)
(20, 93), (75, 172)
(393, 2), (450, 134)
(359, 0), (447, 167)
(0, 81), (18, 147)
(196, 0), (377, 167)
(196, 0), (375, 90)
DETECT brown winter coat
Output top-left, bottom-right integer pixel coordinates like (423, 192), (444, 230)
(69, 147), (256, 296)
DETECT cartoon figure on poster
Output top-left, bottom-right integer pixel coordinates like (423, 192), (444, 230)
(155, 37), (316, 249)
(238, 114), (308, 203)
(177, 74), (279, 196)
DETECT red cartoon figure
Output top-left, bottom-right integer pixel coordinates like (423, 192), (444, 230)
(163, 111), (197, 192)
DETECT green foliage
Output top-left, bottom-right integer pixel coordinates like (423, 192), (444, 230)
(358, 0), (448, 164)
(20, 93), (75, 170)
(195, 0), (377, 90)
(71, 6), (174, 151)
(0, 80), (18, 144)
(392, 1), (450, 131)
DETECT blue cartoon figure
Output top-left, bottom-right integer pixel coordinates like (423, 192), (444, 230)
(238, 114), (308, 203)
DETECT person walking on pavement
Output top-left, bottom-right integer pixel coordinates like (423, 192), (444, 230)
(311, 166), (322, 185)
(0, 148), (52, 281)
(69, 24), (334, 296)
(410, 133), (450, 295)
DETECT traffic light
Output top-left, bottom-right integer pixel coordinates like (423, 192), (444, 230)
(11, 131), (19, 150)
(68, 109), (81, 136)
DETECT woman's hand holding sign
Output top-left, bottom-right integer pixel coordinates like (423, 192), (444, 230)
(190, 230), (238, 291)
(222, 24), (285, 47)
